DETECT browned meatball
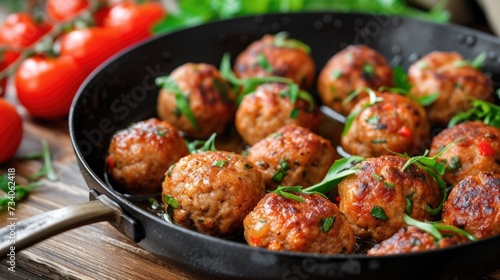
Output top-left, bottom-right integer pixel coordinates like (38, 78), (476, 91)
(234, 34), (315, 89)
(243, 192), (355, 254)
(106, 118), (189, 195)
(408, 51), (494, 126)
(235, 83), (322, 145)
(367, 226), (470, 256)
(162, 151), (265, 236)
(442, 172), (500, 239)
(429, 121), (500, 186)
(341, 92), (430, 158)
(338, 155), (441, 242)
(157, 63), (236, 138)
(317, 45), (393, 116)
(247, 124), (336, 190)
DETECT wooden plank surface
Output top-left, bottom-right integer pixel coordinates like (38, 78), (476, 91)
(1, 97), (500, 280)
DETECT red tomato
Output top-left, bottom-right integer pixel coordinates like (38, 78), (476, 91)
(104, 2), (166, 46)
(46, 0), (89, 22)
(14, 55), (85, 119)
(0, 61), (7, 98)
(59, 27), (127, 73)
(0, 13), (52, 49)
(0, 99), (23, 163)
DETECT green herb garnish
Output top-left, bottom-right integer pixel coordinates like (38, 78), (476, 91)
(370, 206), (387, 220)
(0, 174), (44, 209)
(331, 70), (343, 79)
(272, 158), (291, 183)
(454, 52), (487, 69)
(321, 216), (336, 232)
(163, 194), (179, 209)
(448, 99), (500, 128)
(372, 172), (383, 182)
(212, 159), (228, 168)
(186, 133), (217, 154)
(257, 53), (274, 73)
(342, 87), (383, 136)
(448, 156), (461, 171)
(405, 193), (414, 215)
(363, 62), (375, 77)
(166, 164), (176, 177)
(156, 76), (199, 130)
(290, 108), (299, 119)
(20, 140), (58, 182)
(273, 32), (311, 53)
(404, 214), (476, 241)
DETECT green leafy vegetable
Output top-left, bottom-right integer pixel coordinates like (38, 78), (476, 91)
(404, 214), (476, 241)
(186, 133), (217, 154)
(448, 99), (500, 128)
(156, 76), (199, 130)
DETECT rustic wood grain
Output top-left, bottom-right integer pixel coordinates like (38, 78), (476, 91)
(0, 95), (499, 280)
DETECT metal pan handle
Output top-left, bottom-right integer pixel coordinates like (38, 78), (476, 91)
(0, 195), (121, 256)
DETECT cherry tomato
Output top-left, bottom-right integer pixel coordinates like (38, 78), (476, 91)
(104, 2), (166, 46)
(14, 55), (85, 119)
(46, 0), (89, 22)
(0, 99), (23, 163)
(59, 27), (127, 73)
(0, 13), (52, 49)
(0, 61), (7, 98)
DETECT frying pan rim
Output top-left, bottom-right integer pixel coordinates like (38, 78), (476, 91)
(68, 10), (500, 263)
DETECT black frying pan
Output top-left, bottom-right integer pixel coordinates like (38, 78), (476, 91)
(2, 11), (500, 280)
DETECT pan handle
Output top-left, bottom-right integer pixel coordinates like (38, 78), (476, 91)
(0, 195), (121, 256)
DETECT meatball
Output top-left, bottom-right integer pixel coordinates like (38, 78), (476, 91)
(157, 63), (236, 138)
(442, 172), (500, 240)
(247, 124), (336, 190)
(338, 155), (441, 242)
(234, 33), (315, 89)
(341, 92), (430, 158)
(162, 151), (265, 236)
(317, 45), (393, 116)
(408, 51), (494, 126)
(106, 118), (189, 195)
(235, 83), (322, 145)
(244, 192), (355, 254)
(367, 226), (470, 256)
(429, 121), (500, 186)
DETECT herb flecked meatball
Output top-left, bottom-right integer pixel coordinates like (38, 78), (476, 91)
(106, 118), (189, 195)
(341, 92), (430, 158)
(408, 51), (494, 126)
(243, 192), (355, 254)
(162, 151), (265, 236)
(442, 172), (500, 240)
(234, 33), (316, 89)
(367, 226), (470, 256)
(338, 155), (441, 242)
(157, 63), (236, 138)
(317, 45), (393, 116)
(235, 83), (322, 145)
(247, 124), (336, 190)
(429, 121), (500, 186)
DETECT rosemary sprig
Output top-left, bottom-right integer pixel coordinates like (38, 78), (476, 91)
(404, 214), (476, 241)
(448, 99), (500, 128)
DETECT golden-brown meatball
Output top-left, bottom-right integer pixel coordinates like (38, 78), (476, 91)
(442, 172), (500, 240)
(367, 226), (470, 256)
(106, 118), (189, 195)
(157, 63), (236, 138)
(408, 51), (494, 126)
(234, 33), (315, 89)
(317, 45), (393, 116)
(243, 192), (355, 254)
(429, 121), (500, 186)
(341, 92), (430, 157)
(235, 83), (322, 145)
(338, 155), (441, 242)
(247, 124), (336, 190)
(162, 151), (265, 236)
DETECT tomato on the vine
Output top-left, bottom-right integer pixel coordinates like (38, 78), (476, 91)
(59, 27), (128, 73)
(0, 99), (23, 163)
(14, 55), (86, 119)
(0, 13), (52, 49)
(46, 0), (89, 22)
(104, 2), (166, 46)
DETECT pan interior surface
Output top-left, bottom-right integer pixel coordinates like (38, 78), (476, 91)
(69, 11), (500, 280)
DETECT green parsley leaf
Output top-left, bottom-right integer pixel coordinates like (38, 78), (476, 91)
(342, 87), (383, 136)
(257, 53), (274, 73)
(370, 206), (387, 220)
(321, 216), (336, 232)
(448, 99), (500, 128)
(163, 194), (179, 209)
(186, 133), (217, 154)
(212, 159), (228, 168)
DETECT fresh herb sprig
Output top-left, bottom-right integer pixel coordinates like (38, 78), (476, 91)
(220, 53), (316, 112)
(392, 139), (461, 215)
(342, 87), (383, 136)
(20, 139), (58, 182)
(448, 99), (500, 128)
(186, 133), (217, 154)
(0, 174), (44, 209)
(273, 32), (311, 53)
(271, 156), (364, 202)
(454, 52), (487, 69)
(156, 76), (199, 130)
(404, 214), (476, 241)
